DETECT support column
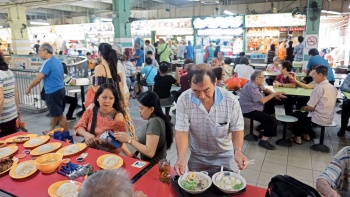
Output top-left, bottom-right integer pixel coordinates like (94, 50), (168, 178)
(303, 0), (322, 68)
(8, 5), (31, 55)
(112, 0), (132, 48)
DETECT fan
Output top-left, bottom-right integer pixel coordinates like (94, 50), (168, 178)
(309, 1), (319, 31)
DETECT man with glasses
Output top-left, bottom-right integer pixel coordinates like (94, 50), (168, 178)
(25, 43), (69, 133)
(239, 70), (286, 150)
(174, 64), (248, 175)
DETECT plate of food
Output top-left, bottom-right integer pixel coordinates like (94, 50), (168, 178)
(48, 180), (82, 197)
(5, 134), (38, 143)
(96, 154), (123, 170)
(0, 141), (6, 148)
(56, 143), (87, 157)
(178, 171), (212, 194)
(30, 142), (61, 156)
(0, 156), (19, 175)
(212, 171), (246, 194)
(9, 160), (38, 179)
(23, 136), (50, 148)
(0, 146), (18, 159)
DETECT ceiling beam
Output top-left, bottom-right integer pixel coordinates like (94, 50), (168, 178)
(68, 1), (111, 10)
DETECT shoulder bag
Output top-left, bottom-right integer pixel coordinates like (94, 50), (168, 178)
(140, 66), (154, 86)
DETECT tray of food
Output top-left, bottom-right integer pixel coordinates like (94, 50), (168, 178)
(96, 154), (123, 170)
(30, 142), (61, 156)
(56, 143), (87, 157)
(0, 156), (19, 175)
(0, 146), (18, 159)
(23, 136), (50, 148)
(5, 134), (38, 143)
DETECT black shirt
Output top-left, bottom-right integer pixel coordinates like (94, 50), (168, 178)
(154, 74), (176, 99)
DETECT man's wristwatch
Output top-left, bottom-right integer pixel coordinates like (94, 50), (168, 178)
(127, 138), (133, 144)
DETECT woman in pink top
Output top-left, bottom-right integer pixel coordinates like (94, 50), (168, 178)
(74, 84), (126, 153)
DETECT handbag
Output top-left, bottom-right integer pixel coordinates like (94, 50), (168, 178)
(40, 87), (45, 101)
(53, 129), (74, 143)
(140, 66), (154, 86)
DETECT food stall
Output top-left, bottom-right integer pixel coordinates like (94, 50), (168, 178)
(29, 26), (57, 53)
(193, 16), (244, 64)
(0, 28), (12, 55)
(245, 13), (306, 63)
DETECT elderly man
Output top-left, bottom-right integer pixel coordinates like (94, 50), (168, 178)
(239, 70), (286, 150)
(290, 66), (337, 144)
(316, 146), (350, 197)
(25, 43), (68, 132)
(78, 169), (146, 197)
(175, 64), (248, 175)
(133, 44), (144, 68)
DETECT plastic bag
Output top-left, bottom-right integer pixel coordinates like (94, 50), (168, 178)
(225, 76), (241, 90)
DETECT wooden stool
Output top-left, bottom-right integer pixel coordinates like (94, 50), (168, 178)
(244, 118), (258, 141)
(311, 121), (337, 153)
(275, 115), (298, 147)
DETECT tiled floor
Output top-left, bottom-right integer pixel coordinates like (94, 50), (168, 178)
(18, 90), (350, 190)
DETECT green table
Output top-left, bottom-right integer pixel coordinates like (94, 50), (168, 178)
(266, 86), (344, 98)
(263, 71), (306, 77)
(343, 91), (350, 99)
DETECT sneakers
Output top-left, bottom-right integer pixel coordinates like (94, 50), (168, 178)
(258, 140), (276, 150)
(337, 129), (346, 137)
(66, 117), (77, 122)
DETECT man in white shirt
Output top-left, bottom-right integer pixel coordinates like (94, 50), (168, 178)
(144, 40), (155, 56)
(235, 57), (255, 80)
(177, 41), (186, 60)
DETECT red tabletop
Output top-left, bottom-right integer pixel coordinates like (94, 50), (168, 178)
(0, 132), (149, 197)
(134, 164), (267, 197)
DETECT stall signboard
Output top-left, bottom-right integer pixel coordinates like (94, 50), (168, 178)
(197, 28), (243, 36)
(131, 18), (192, 36)
(279, 27), (306, 32)
(11, 55), (67, 70)
(245, 14), (306, 27)
(193, 16), (243, 29)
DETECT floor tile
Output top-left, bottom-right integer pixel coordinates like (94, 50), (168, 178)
(288, 148), (311, 159)
(286, 166), (313, 182)
(241, 169), (260, 183)
(261, 161), (286, 174)
(287, 156), (312, 169)
(312, 170), (322, 183)
(244, 149), (266, 161)
(257, 172), (277, 185)
(246, 181), (257, 186)
(264, 152), (288, 165)
(256, 184), (268, 189)
(247, 159), (263, 171)
(311, 160), (329, 172)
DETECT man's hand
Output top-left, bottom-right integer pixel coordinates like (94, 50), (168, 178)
(133, 191), (147, 197)
(325, 190), (340, 197)
(274, 92), (287, 100)
(234, 150), (248, 170)
(25, 88), (31, 95)
(289, 74), (297, 81)
(174, 158), (186, 176)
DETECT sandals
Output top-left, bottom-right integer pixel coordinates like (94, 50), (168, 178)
(301, 135), (311, 142)
(289, 136), (302, 145)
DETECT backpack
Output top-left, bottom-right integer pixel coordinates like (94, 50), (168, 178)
(266, 175), (321, 197)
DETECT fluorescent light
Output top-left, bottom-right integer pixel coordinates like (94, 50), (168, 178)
(224, 10), (234, 15)
(101, 18), (112, 22)
(321, 10), (341, 15)
(0, 26), (3, 28)
(30, 21), (49, 25)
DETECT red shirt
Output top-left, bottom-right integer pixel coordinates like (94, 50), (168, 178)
(180, 74), (190, 92)
(274, 73), (296, 85)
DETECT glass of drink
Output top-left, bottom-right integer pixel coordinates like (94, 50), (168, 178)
(158, 159), (171, 183)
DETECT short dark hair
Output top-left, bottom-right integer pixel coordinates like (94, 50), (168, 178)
(86, 52), (91, 56)
(145, 40), (150, 44)
(298, 36), (304, 43)
(239, 52), (245, 56)
(308, 48), (319, 56)
(94, 84), (125, 116)
(270, 44), (276, 51)
(159, 63), (169, 74)
(224, 57), (232, 64)
(130, 59), (136, 62)
(145, 57), (153, 65)
(314, 65), (328, 76)
(213, 66), (224, 81)
(146, 51), (153, 55)
(281, 61), (293, 72)
(288, 41), (293, 48)
(240, 57), (249, 65)
(188, 64), (216, 85)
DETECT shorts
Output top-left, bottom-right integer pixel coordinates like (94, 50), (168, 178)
(45, 88), (65, 117)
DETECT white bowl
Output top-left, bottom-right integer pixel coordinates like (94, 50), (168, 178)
(212, 171), (247, 194)
(178, 171), (212, 194)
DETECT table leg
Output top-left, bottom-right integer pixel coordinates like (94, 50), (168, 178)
(76, 85), (86, 117)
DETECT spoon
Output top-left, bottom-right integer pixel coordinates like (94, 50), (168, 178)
(216, 166), (224, 182)
(244, 159), (255, 165)
(181, 165), (188, 181)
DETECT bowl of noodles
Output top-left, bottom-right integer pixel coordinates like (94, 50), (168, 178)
(178, 171), (212, 194)
(35, 153), (63, 173)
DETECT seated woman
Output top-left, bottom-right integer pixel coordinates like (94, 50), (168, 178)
(234, 57), (254, 80)
(115, 91), (173, 168)
(133, 57), (157, 99)
(153, 63), (177, 119)
(74, 84), (126, 153)
(273, 61), (297, 116)
(265, 56), (281, 85)
(223, 57), (233, 81)
(213, 66), (227, 88)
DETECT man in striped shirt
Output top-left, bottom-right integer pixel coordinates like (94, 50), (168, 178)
(316, 146), (350, 196)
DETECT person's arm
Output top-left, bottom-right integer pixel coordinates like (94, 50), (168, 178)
(303, 88), (320, 112)
(0, 87), (4, 115)
(259, 92), (276, 104)
(340, 74), (350, 92)
(291, 74), (314, 89)
(316, 179), (340, 197)
(25, 73), (45, 95)
(74, 106), (98, 147)
(281, 83), (297, 88)
(301, 105), (315, 112)
(14, 86), (20, 115)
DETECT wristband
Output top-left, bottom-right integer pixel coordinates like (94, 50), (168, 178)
(234, 148), (242, 153)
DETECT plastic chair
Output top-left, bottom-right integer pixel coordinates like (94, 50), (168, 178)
(275, 115), (298, 147)
(311, 121), (337, 153)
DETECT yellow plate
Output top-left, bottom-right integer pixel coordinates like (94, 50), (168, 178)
(96, 154), (123, 170)
(56, 143), (87, 157)
(30, 142), (62, 156)
(0, 146), (18, 159)
(9, 160), (38, 179)
(0, 157), (19, 175)
(48, 180), (82, 197)
(0, 141), (6, 148)
(23, 136), (50, 148)
(5, 134), (38, 143)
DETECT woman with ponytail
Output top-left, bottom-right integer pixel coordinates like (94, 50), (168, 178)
(115, 91), (173, 168)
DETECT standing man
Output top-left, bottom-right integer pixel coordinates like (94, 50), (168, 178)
(337, 73), (350, 136)
(144, 40), (155, 56)
(175, 64), (248, 175)
(177, 41), (186, 60)
(278, 39), (287, 61)
(306, 49), (335, 85)
(293, 36), (304, 62)
(185, 41), (194, 61)
(133, 44), (144, 68)
(25, 43), (68, 132)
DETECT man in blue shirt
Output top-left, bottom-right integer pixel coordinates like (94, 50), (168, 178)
(25, 43), (68, 132)
(185, 41), (194, 60)
(337, 73), (350, 136)
(306, 48), (335, 84)
(133, 44), (144, 67)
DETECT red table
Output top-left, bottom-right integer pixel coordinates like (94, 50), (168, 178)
(0, 132), (149, 197)
(134, 164), (267, 197)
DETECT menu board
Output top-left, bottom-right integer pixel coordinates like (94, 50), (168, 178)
(193, 16), (243, 29)
(245, 14), (306, 27)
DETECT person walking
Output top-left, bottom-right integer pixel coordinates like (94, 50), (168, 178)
(185, 41), (194, 60)
(157, 38), (173, 64)
(293, 36), (304, 62)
